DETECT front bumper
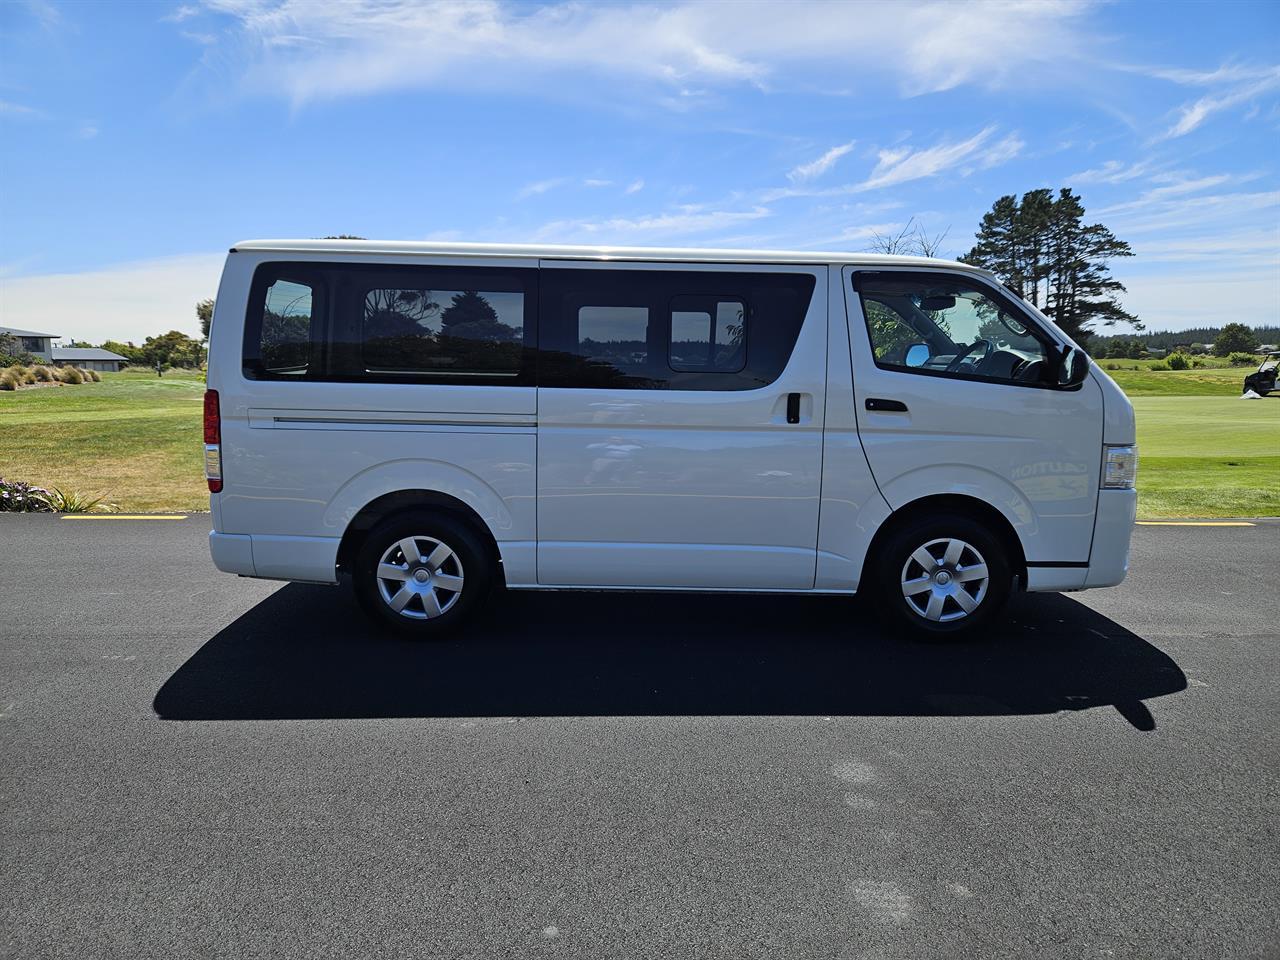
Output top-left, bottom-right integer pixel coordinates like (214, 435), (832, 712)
(1084, 488), (1137, 588)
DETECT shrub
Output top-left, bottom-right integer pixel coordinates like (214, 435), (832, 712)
(59, 365), (83, 384)
(0, 478), (54, 512)
(1148, 361), (1170, 371)
(1226, 351), (1258, 366)
(1166, 352), (1190, 370)
(40, 487), (118, 514)
(33, 365), (53, 382)
(0, 370), (18, 391)
(1104, 362), (1120, 370)
(87, 368), (101, 382)
(1192, 359), (1205, 368)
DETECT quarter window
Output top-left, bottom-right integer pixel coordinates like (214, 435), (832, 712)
(260, 278), (314, 375)
(857, 273), (1053, 386)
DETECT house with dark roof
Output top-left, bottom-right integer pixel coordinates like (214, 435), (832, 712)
(0, 326), (59, 362)
(51, 346), (129, 372)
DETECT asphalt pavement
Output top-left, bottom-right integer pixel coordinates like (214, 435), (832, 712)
(1, 515), (1277, 959)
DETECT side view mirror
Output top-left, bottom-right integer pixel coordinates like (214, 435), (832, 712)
(904, 343), (931, 368)
(1057, 346), (1089, 387)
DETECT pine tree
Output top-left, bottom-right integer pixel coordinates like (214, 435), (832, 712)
(962, 188), (1141, 346)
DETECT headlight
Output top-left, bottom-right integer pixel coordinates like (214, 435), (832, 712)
(1102, 445), (1137, 489)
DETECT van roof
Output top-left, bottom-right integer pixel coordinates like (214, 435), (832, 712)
(230, 239), (993, 274)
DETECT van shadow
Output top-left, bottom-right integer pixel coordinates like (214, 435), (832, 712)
(155, 585), (1186, 729)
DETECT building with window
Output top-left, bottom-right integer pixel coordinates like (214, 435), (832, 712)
(0, 326), (58, 362)
(50, 346), (129, 372)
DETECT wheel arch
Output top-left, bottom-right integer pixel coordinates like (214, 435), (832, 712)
(860, 493), (1028, 590)
(335, 489), (504, 585)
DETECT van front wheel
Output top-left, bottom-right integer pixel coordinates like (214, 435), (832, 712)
(353, 511), (492, 637)
(874, 512), (1012, 636)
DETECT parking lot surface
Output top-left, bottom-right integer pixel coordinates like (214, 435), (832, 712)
(2, 516), (1277, 959)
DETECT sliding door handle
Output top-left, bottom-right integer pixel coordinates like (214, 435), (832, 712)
(786, 393), (801, 424)
(865, 397), (908, 412)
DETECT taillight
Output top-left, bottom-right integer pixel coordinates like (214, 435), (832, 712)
(203, 389), (222, 493)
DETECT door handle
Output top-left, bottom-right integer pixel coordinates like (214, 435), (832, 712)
(786, 393), (801, 424)
(865, 397), (908, 412)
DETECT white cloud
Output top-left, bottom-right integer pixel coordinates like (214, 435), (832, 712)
(162, 4), (200, 22)
(189, 0), (1097, 105)
(517, 177), (568, 199)
(624, 179), (645, 195)
(788, 141), (854, 182)
(855, 127), (1021, 191)
(533, 205), (771, 243)
(78, 124), (99, 139)
(0, 100), (38, 116)
(583, 178), (613, 188)
(1156, 63), (1280, 139)
(1, 253), (225, 343)
(1067, 159), (1157, 184)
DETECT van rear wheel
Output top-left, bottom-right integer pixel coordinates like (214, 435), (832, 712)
(353, 511), (492, 637)
(874, 512), (1012, 637)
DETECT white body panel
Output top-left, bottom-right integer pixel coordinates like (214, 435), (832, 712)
(206, 240), (1135, 599)
(535, 260), (827, 589)
(841, 265), (1105, 567)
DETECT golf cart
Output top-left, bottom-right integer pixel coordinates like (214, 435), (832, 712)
(1243, 352), (1279, 396)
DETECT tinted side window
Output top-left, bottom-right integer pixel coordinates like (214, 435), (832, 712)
(670, 297), (746, 372)
(361, 286), (524, 377)
(856, 272), (1054, 387)
(244, 268), (323, 379)
(539, 269), (814, 391)
(244, 262), (536, 384)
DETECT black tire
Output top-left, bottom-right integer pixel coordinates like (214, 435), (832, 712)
(352, 510), (493, 637)
(872, 510), (1013, 638)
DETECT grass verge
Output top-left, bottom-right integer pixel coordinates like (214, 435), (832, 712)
(0, 369), (205, 513)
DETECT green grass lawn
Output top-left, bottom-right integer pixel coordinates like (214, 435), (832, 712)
(0, 369), (206, 512)
(1, 364), (1275, 518)
(1130, 395), (1280, 518)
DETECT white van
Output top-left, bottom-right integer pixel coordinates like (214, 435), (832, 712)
(205, 240), (1136, 636)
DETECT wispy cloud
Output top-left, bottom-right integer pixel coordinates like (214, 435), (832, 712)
(186, 0), (1097, 106)
(624, 179), (645, 195)
(1151, 63), (1280, 139)
(856, 127), (1022, 191)
(533, 204), (771, 243)
(788, 141), (855, 182)
(0, 100), (39, 116)
(162, 4), (200, 22)
(517, 177), (569, 199)
(1067, 159), (1158, 184)
(78, 124), (99, 140)
(583, 178), (613, 188)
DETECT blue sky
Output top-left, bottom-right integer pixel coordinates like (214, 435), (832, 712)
(1, 0), (1277, 342)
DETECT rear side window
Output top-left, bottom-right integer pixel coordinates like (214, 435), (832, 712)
(243, 262), (535, 384)
(538, 269), (814, 390)
(361, 286), (525, 377)
(243, 273), (321, 378)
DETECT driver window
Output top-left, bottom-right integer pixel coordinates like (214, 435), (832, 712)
(857, 274), (1050, 385)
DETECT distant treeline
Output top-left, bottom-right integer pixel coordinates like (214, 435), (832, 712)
(1089, 325), (1279, 353)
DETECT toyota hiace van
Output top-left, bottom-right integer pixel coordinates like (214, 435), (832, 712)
(205, 241), (1136, 636)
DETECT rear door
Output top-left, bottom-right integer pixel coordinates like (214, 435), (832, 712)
(843, 267), (1104, 565)
(536, 261), (827, 589)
